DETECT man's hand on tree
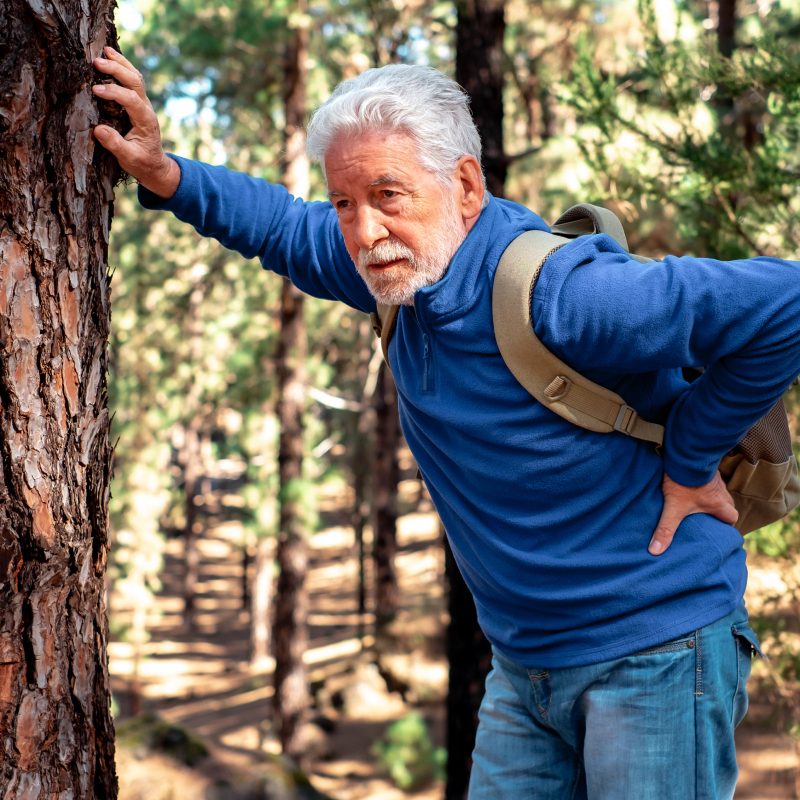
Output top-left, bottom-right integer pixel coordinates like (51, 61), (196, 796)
(649, 471), (739, 556)
(92, 47), (181, 199)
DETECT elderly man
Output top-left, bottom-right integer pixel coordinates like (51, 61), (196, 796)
(92, 48), (798, 799)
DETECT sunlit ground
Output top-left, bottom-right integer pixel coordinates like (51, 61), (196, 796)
(110, 478), (447, 799)
(109, 481), (800, 799)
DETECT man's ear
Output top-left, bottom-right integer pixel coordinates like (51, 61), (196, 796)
(454, 155), (485, 226)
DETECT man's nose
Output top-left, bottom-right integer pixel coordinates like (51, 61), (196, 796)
(353, 206), (388, 251)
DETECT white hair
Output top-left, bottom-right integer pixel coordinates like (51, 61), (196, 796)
(306, 64), (486, 191)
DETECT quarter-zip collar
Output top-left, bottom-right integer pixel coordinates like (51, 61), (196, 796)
(413, 194), (549, 328)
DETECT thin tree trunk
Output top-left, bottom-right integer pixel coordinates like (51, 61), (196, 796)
(717, 0), (736, 58)
(250, 536), (275, 667)
(455, 0), (507, 197)
(352, 449), (368, 616)
(182, 422), (202, 629)
(444, 535), (494, 800)
(272, 7), (311, 762)
(181, 270), (206, 628)
(448, 4), (505, 794)
(273, 279), (309, 760)
(373, 363), (400, 628)
(713, 0), (737, 133)
(0, 1), (124, 796)
(242, 543), (251, 609)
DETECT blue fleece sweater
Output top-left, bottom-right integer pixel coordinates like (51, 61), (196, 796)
(139, 156), (800, 668)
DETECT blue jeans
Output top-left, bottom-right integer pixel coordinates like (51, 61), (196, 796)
(469, 601), (763, 800)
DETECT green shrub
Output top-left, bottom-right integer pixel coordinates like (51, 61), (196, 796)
(371, 712), (446, 790)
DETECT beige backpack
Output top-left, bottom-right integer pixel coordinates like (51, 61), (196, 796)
(370, 203), (800, 535)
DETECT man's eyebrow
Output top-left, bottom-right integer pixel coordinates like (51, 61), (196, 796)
(326, 175), (408, 201)
(369, 174), (405, 187)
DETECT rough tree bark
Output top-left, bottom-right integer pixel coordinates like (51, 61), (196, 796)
(0, 1), (125, 797)
(455, 0), (507, 197)
(373, 362), (399, 629)
(447, 2), (505, 796)
(271, 7), (312, 763)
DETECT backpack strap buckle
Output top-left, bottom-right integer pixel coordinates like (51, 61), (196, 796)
(614, 405), (637, 435)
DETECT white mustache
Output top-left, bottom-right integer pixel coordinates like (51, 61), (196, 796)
(358, 238), (415, 269)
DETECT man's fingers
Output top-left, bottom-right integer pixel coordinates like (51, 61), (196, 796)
(94, 55), (148, 96)
(649, 502), (684, 556)
(704, 473), (739, 527)
(92, 83), (152, 126)
(101, 46), (139, 76)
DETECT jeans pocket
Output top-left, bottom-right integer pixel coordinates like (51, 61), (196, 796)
(731, 623), (764, 727)
(731, 623), (767, 660)
(631, 634), (696, 656)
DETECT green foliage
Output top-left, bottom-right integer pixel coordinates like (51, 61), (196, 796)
(559, 0), (800, 259)
(371, 712), (446, 790)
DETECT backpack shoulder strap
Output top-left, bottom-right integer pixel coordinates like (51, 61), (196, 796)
(493, 228), (664, 446)
(369, 303), (400, 367)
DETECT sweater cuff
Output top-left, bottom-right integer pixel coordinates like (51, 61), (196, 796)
(661, 454), (717, 488)
(137, 153), (190, 211)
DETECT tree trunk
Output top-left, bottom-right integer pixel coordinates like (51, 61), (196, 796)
(182, 422), (202, 629)
(373, 363), (400, 628)
(717, 0), (736, 58)
(0, 1), (124, 796)
(712, 0), (737, 131)
(181, 269), (206, 629)
(352, 441), (369, 617)
(448, 5), (504, 794)
(272, 9), (311, 763)
(273, 278), (309, 761)
(444, 535), (493, 800)
(250, 536), (275, 667)
(455, 0), (507, 197)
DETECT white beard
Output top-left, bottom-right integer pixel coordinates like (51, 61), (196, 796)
(355, 197), (467, 306)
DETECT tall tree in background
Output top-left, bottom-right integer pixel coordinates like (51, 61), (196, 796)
(373, 363), (400, 628)
(446, 1), (507, 796)
(456, 0), (508, 197)
(0, 1), (124, 796)
(272, 5), (312, 762)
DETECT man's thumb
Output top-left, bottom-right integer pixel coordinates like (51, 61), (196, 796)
(93, 125), (125, 155)
(649, 501), (683, 556)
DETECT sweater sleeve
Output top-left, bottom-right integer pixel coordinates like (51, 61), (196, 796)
(532, 233), (800, 486)
(137, 155), (377, 314)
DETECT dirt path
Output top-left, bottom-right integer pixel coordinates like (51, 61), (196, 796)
(109, 483), (447, 798)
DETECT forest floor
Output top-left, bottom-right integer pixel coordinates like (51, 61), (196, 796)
(108, 479), (800, 800)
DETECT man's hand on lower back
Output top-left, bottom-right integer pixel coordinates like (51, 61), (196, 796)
(91, 47), (181, 199)
(649, 471), (739, 556)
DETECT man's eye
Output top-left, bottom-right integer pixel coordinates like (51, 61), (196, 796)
(336, 200), (350, 210)
(383, 190), (396, 199)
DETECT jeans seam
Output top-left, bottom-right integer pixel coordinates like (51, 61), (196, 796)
(528, 670), (552, 719)
(694, 628), (703, 696)
(566, 754), (582, 800)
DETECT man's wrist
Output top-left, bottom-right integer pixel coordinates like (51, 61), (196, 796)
(141, 155), (181, 200)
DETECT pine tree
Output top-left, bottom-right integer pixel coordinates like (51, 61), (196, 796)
(0, 1), (124, 795)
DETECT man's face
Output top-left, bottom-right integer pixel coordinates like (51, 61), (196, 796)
(325, 129), (469, 305)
